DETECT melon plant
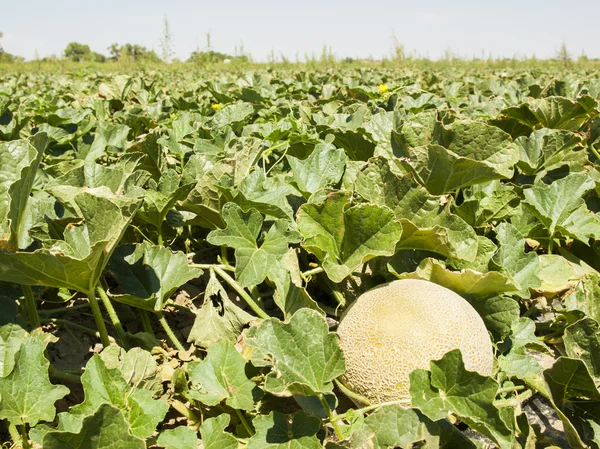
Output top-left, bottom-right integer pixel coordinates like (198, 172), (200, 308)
(337, 279), (494, 404)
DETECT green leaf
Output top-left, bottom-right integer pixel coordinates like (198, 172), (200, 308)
(187, 340), (259, 410)
(287, 143), (346, 195)
(43, 404), (145, 449)
(267, 249), (323, 319)
(87, 123), (131, 161)
(543, 357), (600, 449)
(199, 414), (239, 449)
(563, 273), (600, 323)
(57, 354), (168, 440)
(528, 96), (597, 131)
(0, 133), (48, 249)
(297, 191), (402, 282)
(393, 257), (517, 299)
(490, 222), (541, 297)
(0, 192), (141, 295)
(409, 349), (514, 448)
(523, 173), (600, 243)
(406, 120), (519, 195)
(207, 202), (300, 287)
(107, 242), (202, 311)
(354, 156), (477, 261)
(454, 180), (519, 227)
(515, 128), (584, 176)
(222, 170), (297, 220)
(245, 308), (345, 396)
(336, 404), (475, 449)
(0, 323), (27, 377)
(213, 102), (254, 128)
(564, 318), (600, 377)
(0, 331), (69, 426)
(247, 411), (322, 449)
(537, 254), (578, 294)
(136, 169), (195, 233)
(157, 427), (199, 449)
(470, 296), (520, 337)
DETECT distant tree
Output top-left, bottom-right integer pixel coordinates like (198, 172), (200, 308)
(64, 42), (106, 62)
(0, 31), (4, 53)
(64, 42), (92, 61)
(108, 43), (160, 62)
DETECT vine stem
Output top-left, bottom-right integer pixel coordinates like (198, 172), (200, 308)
(42, 318), (115, 343)
(213, 266), (269, 319)
(156, 312), (185, 352)
(21, 285), (40, 329)
(8, 423), (21, 446)
(21, 425), (31, 449)
(190, 263), (234, 272)
(38, 302), (91, 315)
(235, 409), (254, 436)
(86, 290), (111, 347)
(324, 278), (346, 307)
(334, 379), (372, 406)
(96, 284), (130, 350)
(301, 266), (324, 281)
(140, 310), (155, 336)
(171, 400), (201, 428)
(49, 366), (82, 384)
(319, 394), (344, 441)
(497, 385), (525, 395)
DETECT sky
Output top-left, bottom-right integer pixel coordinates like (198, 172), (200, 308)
(1, 0), (599, 62)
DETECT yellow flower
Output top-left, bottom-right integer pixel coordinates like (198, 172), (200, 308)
(378, 84), (389, 94)
(211, 103), (222, 110)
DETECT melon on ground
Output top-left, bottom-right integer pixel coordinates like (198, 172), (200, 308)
(336, 279), (494, 404)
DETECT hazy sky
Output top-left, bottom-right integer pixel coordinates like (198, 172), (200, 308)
(2, 0), (599, 62)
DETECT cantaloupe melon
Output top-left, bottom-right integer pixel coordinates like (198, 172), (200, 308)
(337, 279), (494, 404)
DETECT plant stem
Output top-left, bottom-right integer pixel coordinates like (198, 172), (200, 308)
(157, 227), (163, 246)
(497, 385), (525, 395)
(190, 263), (235, 272)
(324, 277), (346, 308)
(38, 302), (91, 315)
(140, 310), (155, 336)
(334, 379), (372, 406)
(49, 366), (82, 384)
(301, 266), (324, 280)
(85, 291), (111, 347)
(494, 389), (533, 408)
(42, 318), (115, 343)
(213, 266), (269, 319)
(8, 423), (21, 446)
(21, 285), (40, 329)
(171, 399), (201, 427)
(347, 276), (361, 294)
(156, 312), (185, 351)
(319, 394), (344, 441)
(589, 144), (600, 162)
(220, 246), (229, 266)
(265, 140), (290, 176)
(97, 284), (130, 349)
(235, 409), (254, 436)
(20, 425), (31, 449)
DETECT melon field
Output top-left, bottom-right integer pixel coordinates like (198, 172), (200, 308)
(1, 66), (600, 449)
